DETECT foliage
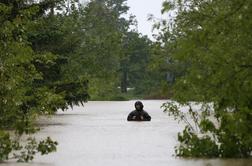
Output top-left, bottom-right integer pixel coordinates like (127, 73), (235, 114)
(13, 137), (58, 162)
(57, 0), (134, 99)
(73, 0), (124, 98)
(0, 0), (89, 162)
(160, 0), (252, 158)
(119, 31), (168, 98)
(120, 32), (151, 93)
(0, 132), (57, 162)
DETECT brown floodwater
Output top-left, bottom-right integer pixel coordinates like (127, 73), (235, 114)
(1, 100), (252, 166)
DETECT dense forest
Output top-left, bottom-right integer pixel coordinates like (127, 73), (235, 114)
(0, 0), (251, 162)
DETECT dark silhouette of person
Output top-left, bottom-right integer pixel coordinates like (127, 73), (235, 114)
(127, 101), (151, 121)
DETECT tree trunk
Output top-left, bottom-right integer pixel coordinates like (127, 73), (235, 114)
(121, 70), (127, 93)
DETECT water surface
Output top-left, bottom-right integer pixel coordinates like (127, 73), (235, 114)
(2, 100), (252, 166)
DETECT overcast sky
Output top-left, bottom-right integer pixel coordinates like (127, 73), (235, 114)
(126, 0), (165, 39)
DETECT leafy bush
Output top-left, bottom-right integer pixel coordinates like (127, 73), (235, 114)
(160, 0), (252, 158)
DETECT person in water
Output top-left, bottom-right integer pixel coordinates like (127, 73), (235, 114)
(127, 101), (151, 121)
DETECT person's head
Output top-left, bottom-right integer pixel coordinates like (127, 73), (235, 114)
(135, 101), (143, 111)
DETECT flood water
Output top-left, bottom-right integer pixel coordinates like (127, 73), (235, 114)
(2, 100), (252, 166)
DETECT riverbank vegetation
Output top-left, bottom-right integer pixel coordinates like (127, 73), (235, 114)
(159, 0), (252, 158)
(0, 0), (90, 162)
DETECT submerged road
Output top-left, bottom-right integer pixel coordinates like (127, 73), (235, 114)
(2, 100), (252, 166)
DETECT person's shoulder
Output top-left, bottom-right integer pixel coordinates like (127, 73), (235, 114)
(129, 110), (137, 114)
(142, 110), (150, 115)
(142, 110), (148, 113)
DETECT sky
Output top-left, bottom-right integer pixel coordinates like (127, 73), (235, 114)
(126, 0), (165, 39)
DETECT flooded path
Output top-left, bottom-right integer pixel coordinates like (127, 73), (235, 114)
(2, 100), (252, 166)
